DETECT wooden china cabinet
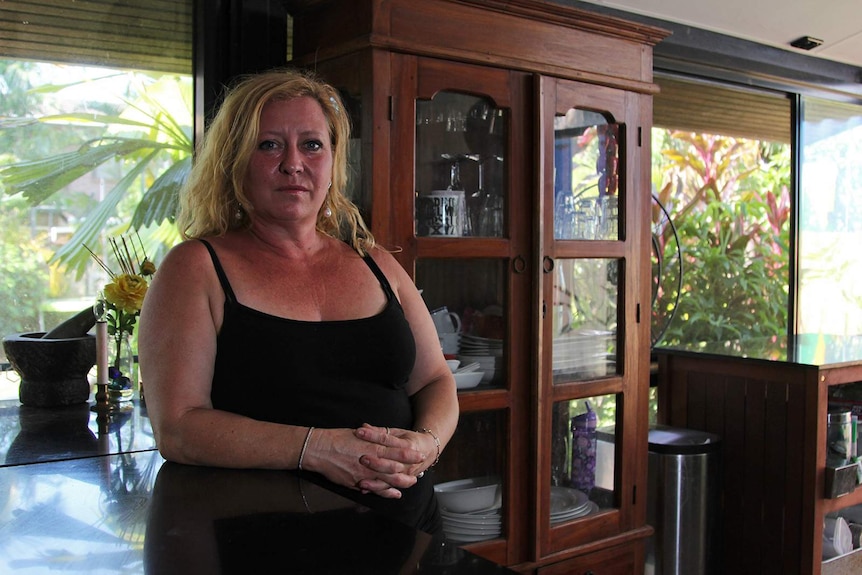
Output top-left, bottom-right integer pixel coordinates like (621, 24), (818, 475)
(286, 1), (668, 572)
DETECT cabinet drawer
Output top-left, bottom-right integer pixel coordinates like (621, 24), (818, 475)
(537, 543), (638, 575)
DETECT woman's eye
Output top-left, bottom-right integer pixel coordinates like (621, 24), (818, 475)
(258, 140), (279, 151)
(304, 140), (323, 152)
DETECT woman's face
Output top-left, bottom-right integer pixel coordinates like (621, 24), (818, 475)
(243, 96), (333, 229)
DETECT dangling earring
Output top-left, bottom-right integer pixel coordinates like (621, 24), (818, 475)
(324, 205), (332, 218)
(235, 203), (243, 221)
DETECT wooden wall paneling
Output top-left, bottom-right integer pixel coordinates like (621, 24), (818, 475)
(785, 379), (808, 575)
(721, 374), (747, 574)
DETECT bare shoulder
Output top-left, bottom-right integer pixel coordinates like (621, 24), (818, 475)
(148, 238), (220, 294)
(367, 247), (411, 291)
(160, 238), (212, 268)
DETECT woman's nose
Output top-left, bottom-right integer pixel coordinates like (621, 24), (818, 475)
(279, 148), (302, 174)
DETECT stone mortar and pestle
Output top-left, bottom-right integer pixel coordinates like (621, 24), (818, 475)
(2, 307), (97, 407)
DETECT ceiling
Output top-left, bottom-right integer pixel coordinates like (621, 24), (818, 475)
(576, 0), (862, 68)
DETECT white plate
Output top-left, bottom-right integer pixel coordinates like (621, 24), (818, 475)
(440, 510), (502, 526)
(551, 501), (599, 524)
(442, 523), (502, 536)
(549, 486), (589, 515)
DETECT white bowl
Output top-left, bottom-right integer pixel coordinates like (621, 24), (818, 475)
(434, 476), (500, 513)
(446, 359), (461, 372)
(454, 371), (483, 389)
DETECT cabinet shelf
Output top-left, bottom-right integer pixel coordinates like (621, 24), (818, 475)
(457, 388), (510, 412)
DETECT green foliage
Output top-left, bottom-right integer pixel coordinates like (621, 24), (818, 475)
(0, 199), (50, 340)
(0, 69), (192, 277)
(652, 131), (791, 346)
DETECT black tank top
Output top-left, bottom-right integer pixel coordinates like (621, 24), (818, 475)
(200, 239), (439, 532)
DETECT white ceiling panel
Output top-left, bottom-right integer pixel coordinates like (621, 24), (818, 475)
(578, 0), (862, 68)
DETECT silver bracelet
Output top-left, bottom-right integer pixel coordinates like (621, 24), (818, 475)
(298, 426), (314, 471)
(416, 427), (441, 467)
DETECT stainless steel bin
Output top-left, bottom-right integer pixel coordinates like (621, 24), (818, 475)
(646, 425), (722, 575)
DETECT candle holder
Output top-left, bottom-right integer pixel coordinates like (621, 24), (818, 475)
(91, 296), (114, 419)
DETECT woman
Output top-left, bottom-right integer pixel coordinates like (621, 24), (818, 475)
(138, 69), (459, 530)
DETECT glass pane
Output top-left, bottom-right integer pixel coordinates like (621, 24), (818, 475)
(799, 97), (862, 336)
(416, 259), (506, 389)
(554, 108), (620, 240)
(415, 92), (508, 238)
(550, 395), (619, 525)
(433, 410), (506, 542)
(552, 259), (618, 383)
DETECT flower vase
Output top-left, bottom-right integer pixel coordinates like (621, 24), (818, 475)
(109, 333), (136, 403)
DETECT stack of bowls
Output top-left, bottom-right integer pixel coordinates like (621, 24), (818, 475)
(434, 476), (502, 542)
(447, 359), (485, 389)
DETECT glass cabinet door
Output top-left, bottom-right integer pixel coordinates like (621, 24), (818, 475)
(392, 56), (532, 564)
(539, 76), (645, 554)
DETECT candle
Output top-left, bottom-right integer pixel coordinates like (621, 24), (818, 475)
(96, 321), (109, 385)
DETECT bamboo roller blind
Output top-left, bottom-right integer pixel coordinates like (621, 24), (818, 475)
(654, 75), (792, 143)
(0, 0), (192, 73)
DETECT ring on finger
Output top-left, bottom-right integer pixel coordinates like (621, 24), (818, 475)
(417, 471), (425, 479)
(385, 427), (390, 435)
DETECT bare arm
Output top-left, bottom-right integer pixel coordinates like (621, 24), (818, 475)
(347, 249), (460, 494)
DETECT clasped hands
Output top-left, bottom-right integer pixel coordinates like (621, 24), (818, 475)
(307, 423), (433, 499)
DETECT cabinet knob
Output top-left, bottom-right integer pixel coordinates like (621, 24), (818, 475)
(542, 255), (555, 273)
(513, 255), (526, 274)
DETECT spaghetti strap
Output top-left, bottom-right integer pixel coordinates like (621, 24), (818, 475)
(199, 239), (237, 304)
(361, 254), (396, 301)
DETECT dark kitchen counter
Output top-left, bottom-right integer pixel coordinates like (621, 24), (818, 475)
(0, 398), (515, 574)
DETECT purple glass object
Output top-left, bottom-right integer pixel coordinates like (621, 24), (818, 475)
(571, 401), (597, 493)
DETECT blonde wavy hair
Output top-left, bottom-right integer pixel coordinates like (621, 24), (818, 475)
(177, 68), (375, 255)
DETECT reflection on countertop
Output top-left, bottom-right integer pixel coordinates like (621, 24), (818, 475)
(656, 333), (862, 366)
(0, 451), (515, 574)
(0, 398), (155, 467)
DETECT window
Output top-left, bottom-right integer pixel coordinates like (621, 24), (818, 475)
(0, 1), (193, 400)
(798, 97), (862, 337)
(651, 75), (792, 347)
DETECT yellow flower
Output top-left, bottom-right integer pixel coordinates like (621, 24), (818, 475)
(104, 273), (149, 313)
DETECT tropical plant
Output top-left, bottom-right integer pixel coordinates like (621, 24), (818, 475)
(0, 71), (192, 277)
(0, 198), (51, 338)
(651, 130), (791, 346)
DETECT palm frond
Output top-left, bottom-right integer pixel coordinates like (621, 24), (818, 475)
(49, 150), (161, 277)
(132, 156), (190, 227)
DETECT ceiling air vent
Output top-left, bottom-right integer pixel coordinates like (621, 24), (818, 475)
(790, 36), (824, 51)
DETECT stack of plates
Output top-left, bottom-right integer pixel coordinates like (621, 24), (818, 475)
(441, 501), (503, 543)
(549, 486), (599, 524)
(552, 329), (613, 377)
(459, 334), (503, 356)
